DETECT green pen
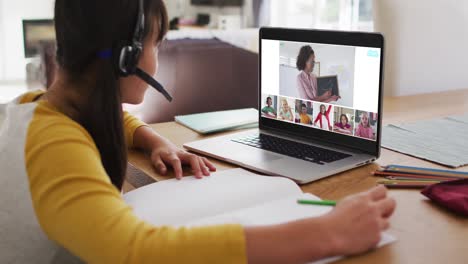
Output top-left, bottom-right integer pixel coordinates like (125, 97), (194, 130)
(297, 199), (337, 206)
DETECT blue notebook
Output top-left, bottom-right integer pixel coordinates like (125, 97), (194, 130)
(175, 108), (258, 134)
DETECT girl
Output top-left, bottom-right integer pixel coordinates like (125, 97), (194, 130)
(334, 114), (353, 135)
(299, 103), (312, 125)
(314, 104), (333, 131)
(296, 45), (340, 103)
(278, 98), (294, 122)
(0, 1), (395, 263)
(355, 112), (376, 140)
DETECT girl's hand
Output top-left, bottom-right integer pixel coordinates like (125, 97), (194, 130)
(322, 185), (396, 256)
(323, 90), (332, 99)
(244, 186), (396, 263)
(150, 140), (216, 179)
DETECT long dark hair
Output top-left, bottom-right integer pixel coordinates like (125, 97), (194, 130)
(340, 114), (349, 124)
(296, 45), (314, 71)
(54, 0), (168, 189)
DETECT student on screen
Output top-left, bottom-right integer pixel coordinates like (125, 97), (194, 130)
(355, 112), (375, 140)
(314, 104), (332, 131)
(279, 98), (294, 122)
(334, 114), (352, 135)
(299, 103), (312, 125)
(296, 45), (340, 103)
(261, 96), (277, 118)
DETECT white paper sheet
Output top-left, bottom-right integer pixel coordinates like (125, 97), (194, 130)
(123, 168), (302, 226)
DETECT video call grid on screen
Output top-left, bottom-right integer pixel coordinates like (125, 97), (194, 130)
(261, 39), (381, 141)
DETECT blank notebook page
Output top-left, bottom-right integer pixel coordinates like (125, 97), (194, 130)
(123, 168), (304, 226)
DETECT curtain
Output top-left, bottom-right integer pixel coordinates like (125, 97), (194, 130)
(252, 0), (270, 27)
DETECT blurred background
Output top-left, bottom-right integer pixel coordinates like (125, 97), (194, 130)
(0, 0), (372, 103)
(0, 0), (467, 123)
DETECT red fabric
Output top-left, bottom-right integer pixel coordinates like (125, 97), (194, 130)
(421, 179), (468, 216)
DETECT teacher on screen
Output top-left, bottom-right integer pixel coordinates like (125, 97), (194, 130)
(296, 45), (340, 103)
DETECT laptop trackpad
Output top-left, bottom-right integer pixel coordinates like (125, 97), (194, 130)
(237, 152), (283, 164)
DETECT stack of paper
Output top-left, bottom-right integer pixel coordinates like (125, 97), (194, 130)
(382, 114), (468, 168)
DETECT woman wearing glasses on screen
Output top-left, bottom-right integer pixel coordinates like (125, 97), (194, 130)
(296, 45), (340, 103)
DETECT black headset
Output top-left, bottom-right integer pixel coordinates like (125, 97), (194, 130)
(116, 0), (173, 102)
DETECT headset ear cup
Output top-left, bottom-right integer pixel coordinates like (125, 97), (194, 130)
(116, 44), (142, 77)
(114, 44), (127, 76)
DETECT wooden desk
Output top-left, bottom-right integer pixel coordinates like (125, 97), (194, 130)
(127, 89), (468, 264)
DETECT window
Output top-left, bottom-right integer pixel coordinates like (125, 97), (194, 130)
(269, 0), (373, 31)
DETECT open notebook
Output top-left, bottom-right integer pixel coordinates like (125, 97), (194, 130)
(123, 168), (396, 263)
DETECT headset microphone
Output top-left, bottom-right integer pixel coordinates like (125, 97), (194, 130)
(116, 0), (173, 102)
(135, 67), (172, 101)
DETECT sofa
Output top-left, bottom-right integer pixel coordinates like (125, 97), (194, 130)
(130, 38), (259, 123)
(40, 38), (259, 124)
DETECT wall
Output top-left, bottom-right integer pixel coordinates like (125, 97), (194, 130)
(0, 0), (55, 80)
(374, 0), (468, 96)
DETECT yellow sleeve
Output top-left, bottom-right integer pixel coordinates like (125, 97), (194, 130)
(123, 111), (147, 148)
(25, 108), (247, 264)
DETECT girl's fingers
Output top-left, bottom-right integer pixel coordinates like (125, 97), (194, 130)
(376, 197), (397, 218)
(202, 157), (216, 172)
(166, 154), (183, 180)
(198, 157), (210, 176)
(367, 185), (388, 201)
(152, 154), (167, 175)
(158, 149), (214, 179)
(379, 218), (390, 231)
(179, 152), (203, 179)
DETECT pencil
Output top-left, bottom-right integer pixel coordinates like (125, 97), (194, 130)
(372, 171), (462, 181)
(385, 165), (468, 178)
(382, 183), (430, 189)
(377, 179), (440, 184)
(297, 199), (337, 206)
(385, 176), (450, 182)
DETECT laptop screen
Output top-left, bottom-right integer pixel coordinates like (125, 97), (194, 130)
(261, 36), (382, 144)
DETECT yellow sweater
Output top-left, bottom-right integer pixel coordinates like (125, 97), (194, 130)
(1, 90), (246, 263)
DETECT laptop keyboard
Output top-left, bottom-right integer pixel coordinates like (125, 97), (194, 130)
(232, 134), (352, 164)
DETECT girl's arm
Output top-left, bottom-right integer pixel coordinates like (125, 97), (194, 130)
(314, 113), (321, 124)
(326, 105), (332, 116)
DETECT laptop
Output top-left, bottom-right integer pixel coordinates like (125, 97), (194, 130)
(184, 27), (384, 184)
